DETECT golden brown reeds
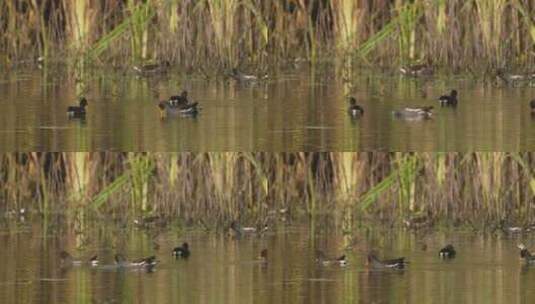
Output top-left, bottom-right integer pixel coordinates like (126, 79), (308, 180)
(0, 153), (534, 229)
(1, 1), (534, 69)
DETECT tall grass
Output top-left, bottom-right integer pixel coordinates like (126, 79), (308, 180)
(1, 153), (534, 229)
(1, 1), (534, 69)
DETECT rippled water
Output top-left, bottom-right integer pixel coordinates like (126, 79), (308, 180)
(1, 66), (535, 151)
(1, 220), (535, 304)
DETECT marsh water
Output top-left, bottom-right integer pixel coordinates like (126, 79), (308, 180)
(1, 66), (535, 151)
(1, 219), (535, 304)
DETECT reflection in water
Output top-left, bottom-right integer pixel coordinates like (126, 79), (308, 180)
(1, 67), (535, 151)
(1, 223), (535, 303)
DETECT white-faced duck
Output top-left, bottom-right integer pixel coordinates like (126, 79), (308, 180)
(367, 252), (407, 270)
(347, 97), (364, 118)
(399, 64), (434, 77)
(393, 106), (433, 120)
(315, 250), (348, 266)
(60, 250), (99, 266)
(438, 90), (458, 106)
(438, 244), (456, 258)
(67, 97), (88, 118)
(172, 242), (190, 258)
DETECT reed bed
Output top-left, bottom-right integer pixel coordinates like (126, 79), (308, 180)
(1, 1), (534, 70)
(0, 152), (534, 229)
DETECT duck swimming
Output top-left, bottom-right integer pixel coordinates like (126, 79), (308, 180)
(115, 254), (158, 268)
(496, 70), (535, 85)
(393, 106), (433, 120)
(67, 97), (88, 118)
(228, 221), (242, 238)
(530, 99), (535, 113)
(367, 252), (407, 269)
(228, 221), (269, 239)
(439, 244), (456, 258)
(438, 90), (458, 106)
(315, 250), (348, 266)
(169, 91), (189, 107)
(172, 242), (190, 258)
(517, 244), (535, 263)
(158, 100), (198, 118)
(347, 97), (364, 118)
(60, 251), (98, 266)
(229, 68), (268, 82)
(133, 61), (170, 75)
(399, 64), (434, 77)
(259, 249), (268, 263)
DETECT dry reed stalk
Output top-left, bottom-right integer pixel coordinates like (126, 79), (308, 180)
(332, 0), (357, 53)
(65, 152), (90, 204)
(63, 0), (94, 52)
(474, 0), (508, 66)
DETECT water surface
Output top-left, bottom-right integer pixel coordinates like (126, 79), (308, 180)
(1, 220), (535, 304)
(1, 67), (535, 151)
